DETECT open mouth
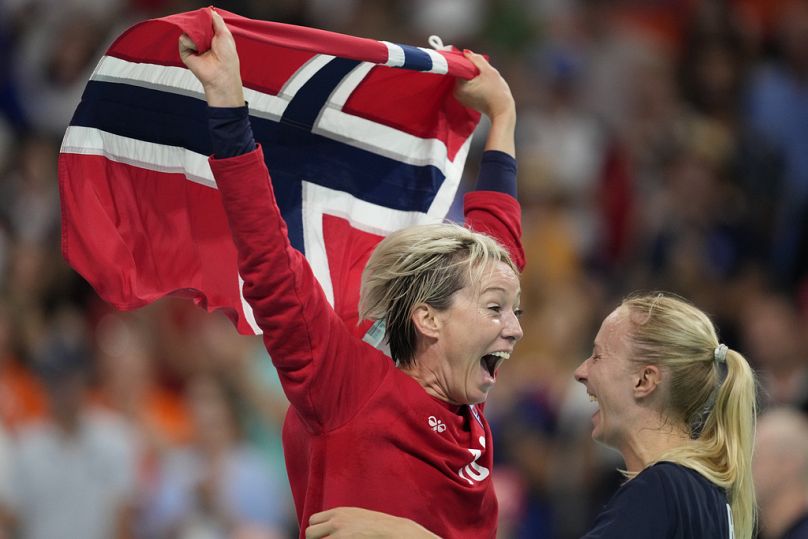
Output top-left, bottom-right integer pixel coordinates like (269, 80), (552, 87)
(480, 351), (510, 377)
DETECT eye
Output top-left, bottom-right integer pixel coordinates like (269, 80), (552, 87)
(514, 308), (523, 318)
(488, 305), (502, 313)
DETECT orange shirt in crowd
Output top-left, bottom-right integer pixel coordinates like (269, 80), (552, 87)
(0, 358), (46, 431)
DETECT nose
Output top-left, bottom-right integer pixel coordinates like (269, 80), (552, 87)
(574, 359), (588, 383)
(503, 312), (523, 342)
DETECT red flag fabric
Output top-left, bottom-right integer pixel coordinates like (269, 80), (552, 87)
(59, 8), (481, 335)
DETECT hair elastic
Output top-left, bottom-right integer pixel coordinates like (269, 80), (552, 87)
(714, 343), (728, 364)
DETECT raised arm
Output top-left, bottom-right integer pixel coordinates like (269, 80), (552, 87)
(179, 9), (389, 431)
(454, 51), (516, 158)
(454, 52), (524, 270)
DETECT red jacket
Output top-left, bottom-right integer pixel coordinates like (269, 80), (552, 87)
(209, 146), (523, 538)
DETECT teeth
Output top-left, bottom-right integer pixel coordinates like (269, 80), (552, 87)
(588, 394), (598, 402)
(489, 351), (510, 360)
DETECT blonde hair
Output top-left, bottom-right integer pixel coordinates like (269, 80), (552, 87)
(622, 292), (757, 539)
(359, 222), (516, 366)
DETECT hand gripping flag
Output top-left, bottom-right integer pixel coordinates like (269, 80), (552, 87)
(58, 8), (481, 336)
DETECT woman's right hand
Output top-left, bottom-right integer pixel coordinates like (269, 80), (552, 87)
(453, 51), (515, 122)
(178, 8), (245, 107)
(305, 507), (441, 539)
(454, 51), (516, 157)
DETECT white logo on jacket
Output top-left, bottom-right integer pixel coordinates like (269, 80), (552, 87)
(458, 436), (490, 485)
(428, 416), (446, 432)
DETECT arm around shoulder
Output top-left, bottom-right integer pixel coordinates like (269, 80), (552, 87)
(306, 507), (442, 539)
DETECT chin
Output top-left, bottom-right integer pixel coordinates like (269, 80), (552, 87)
(468, 391), (490, 405)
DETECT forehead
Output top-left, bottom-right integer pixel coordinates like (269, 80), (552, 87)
(595, 307), (631, 349)
(475, 261), (520, 293)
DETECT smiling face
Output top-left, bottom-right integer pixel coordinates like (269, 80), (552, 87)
(420, 261), (523, 405)
(574, 306), (641, 449)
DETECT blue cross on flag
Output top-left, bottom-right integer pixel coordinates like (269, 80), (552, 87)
(58, 7), (481, 335)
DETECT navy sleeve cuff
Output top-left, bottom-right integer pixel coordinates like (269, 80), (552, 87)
(476, 150), (517, 197)
(208, 105), (256, 158)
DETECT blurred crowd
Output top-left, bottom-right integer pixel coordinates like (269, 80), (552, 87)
(0, 0), (807, 538)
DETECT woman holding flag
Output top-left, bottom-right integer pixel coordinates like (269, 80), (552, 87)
(180, 8), (523, 538)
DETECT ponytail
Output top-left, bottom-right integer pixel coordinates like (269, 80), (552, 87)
(622, 293), (757, 539)
(663, 349), (757, 539)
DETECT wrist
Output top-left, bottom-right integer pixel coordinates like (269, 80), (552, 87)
(488, 105), (516, 126)
(204, 77), (246, 107)
(205, 89), (246, 107)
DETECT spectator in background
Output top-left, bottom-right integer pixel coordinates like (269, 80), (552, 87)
(0, 423), (12, 539)
(142, 372), (289, 539)
(754, 408), (808, 539)
(0, 300), (46, 431)
(93, 311), (195, 535)
(5, 305), (138, 539)
(740, 290), (808, 410)
(0, 135), (60, 247)
(94, 312), (192, 455)
(745, 0), (808, 288)
(194, 313), (290, 488)
(12, 2), (122, 135)
(635, 129), (749, 307)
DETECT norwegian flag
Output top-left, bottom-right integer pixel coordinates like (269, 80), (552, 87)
(58, 8), (481, 336)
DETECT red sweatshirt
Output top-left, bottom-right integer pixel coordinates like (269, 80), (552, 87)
(209, 146), (523, 538)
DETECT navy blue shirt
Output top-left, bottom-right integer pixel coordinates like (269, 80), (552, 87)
(781, 513), (808, 539)
(583, 462), (733, 539)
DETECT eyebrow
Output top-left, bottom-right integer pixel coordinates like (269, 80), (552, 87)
(481, 286), (520, 295)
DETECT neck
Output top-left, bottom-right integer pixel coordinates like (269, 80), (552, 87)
(400, 360), (451, 403)
(618, 417), (691, 473)
(760, 486), (808, 539)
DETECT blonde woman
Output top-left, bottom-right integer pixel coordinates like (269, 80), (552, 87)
(181, 9), (524, 539)
(307, 293), (757, 539)
(574, 293), (757, 539)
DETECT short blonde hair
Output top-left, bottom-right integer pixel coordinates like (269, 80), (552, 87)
(359, 223), (516, 366)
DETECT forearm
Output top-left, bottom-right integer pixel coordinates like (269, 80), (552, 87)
(475, 150), (517, 196)
(454, 50), (516, 157)
(208, 150), (320, 378)
(467, 147), (522, 270)
(306, 507), (443, 539)
(483, 108), (516, 158)
(208, 105), (255, 158)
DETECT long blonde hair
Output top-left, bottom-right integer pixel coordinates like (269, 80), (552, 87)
(622, 292), (757, 539)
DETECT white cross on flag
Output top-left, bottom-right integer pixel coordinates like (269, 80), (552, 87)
(58, 8), (482, 336)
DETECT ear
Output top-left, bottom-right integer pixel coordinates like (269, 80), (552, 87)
(633, 365), (662, 399)
(412, 303), (440, 339)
